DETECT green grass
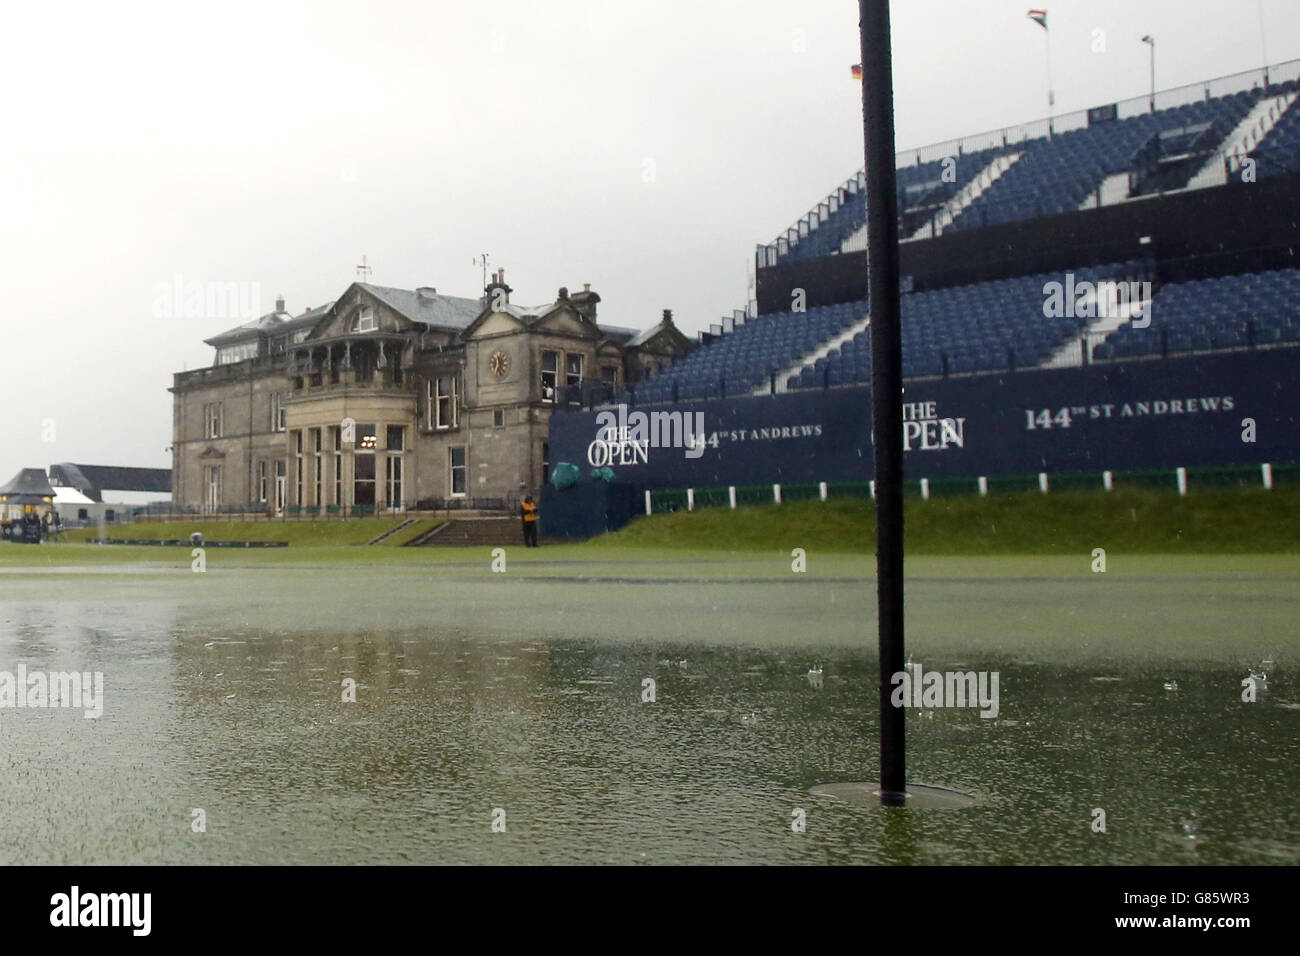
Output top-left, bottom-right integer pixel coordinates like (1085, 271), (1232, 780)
(18, 486), (1300, 564)
(592, 486), (1300, 555)
(61, 517), (409, 547)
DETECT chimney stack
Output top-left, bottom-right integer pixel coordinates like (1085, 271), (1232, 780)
(276, 295), (285, 313)
(570, 283), (600, 322)
(485, 267), (512, 307)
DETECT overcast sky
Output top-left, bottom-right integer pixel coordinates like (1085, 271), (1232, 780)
(2, 0), (1297, 479)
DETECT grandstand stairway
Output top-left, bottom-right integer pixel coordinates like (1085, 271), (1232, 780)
(408, 516), (521, 548)
(761, 311), (872, 394)
(1187, 90), (1298, 189)
(908, 152), (1023, 240)
(1078, 172), (1132, 210)
(841, 152), (1025, 248)
(1040, 281), (1154, 369)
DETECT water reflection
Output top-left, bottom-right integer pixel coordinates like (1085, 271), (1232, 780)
(152, 626), (1300, 865)
(0, 569), (1296, 865)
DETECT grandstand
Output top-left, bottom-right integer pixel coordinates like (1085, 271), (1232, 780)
(615, 59), (1300, 407)
(762, 62), (1300, 265)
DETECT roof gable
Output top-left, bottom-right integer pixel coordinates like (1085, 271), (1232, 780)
(0, 468), (55, 498)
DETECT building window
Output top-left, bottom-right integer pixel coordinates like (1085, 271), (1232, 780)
(204, 402), (223, 439)
(353, 425), (376, 507)
(386, 425), (404, 451)
(216, 341), (258, 365)
(354, 450), (376, 506)
(275, 460), (286, 512)
(204, 465), (221, 511)
(449, 446), (467, 497)
(258, 461), (268, 503)
(77, 508), (88, 521)
(600, 365), (618, 385)
(386, 454), (403, 509)
(541, 350), (559, 403)
(430, 375), (459, 429)
(493, 408), (505, 428)
(331, 426), (342, 506)
(566, 353), (583, 387)
(354, 306), (376, 332)
(313, 428), (323, 505)
(271, 392), (286, 431)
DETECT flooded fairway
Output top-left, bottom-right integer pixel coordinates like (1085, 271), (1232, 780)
(0, 552), (1297, 864)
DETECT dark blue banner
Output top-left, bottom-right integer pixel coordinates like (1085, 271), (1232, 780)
(547, 348), (1298, 489)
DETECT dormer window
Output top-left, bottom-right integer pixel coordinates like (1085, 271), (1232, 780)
(354, 306), (376, 333)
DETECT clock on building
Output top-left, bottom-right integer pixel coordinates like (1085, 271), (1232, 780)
(488, 350), (511, 377)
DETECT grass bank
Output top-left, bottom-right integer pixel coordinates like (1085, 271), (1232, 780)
(59, 517), (434, 547)
(589, 486), (1300, 554)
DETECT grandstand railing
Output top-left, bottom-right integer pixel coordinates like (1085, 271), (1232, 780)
(759, 57), (1300, 266)
(643, 463), (1293, 515)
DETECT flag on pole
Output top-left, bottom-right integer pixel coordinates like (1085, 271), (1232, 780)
(1027, 9), (1048, 30)
(851, 63), (863, 80)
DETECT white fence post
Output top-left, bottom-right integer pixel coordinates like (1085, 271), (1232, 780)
(1176, 467), (1187, 496)
(1262, 463), (1273, 490)
(1102, 470), (1113, 491)
(818, 481), (828, 501)
(920, 478), (930, 500)
(645, 490), (652, 515)
(687, 488), (695, 511)
(977, 476), (988, 496)
(1038, 472), (1049, 494)
(729, 485), (737, 509)
(773, 484), (782, 505)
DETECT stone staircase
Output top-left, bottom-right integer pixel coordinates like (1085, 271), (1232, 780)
(408, 516), (522, 547)
(365, 517), (419, 545)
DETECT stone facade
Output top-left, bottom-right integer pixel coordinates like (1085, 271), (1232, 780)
(169, 273), (694, 514)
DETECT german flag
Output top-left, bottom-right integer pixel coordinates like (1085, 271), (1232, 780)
(850, 63), (862, 80)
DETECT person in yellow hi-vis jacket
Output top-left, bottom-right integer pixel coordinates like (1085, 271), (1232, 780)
(520, 495), (539, 547)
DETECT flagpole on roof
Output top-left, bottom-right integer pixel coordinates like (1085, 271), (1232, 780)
(1028, 10), (1053, 136)
(1142, 35), (1156, 112)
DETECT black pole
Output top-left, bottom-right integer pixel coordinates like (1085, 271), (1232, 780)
(860, 0), (906, 807)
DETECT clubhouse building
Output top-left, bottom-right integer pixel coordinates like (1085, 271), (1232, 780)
(170, 271), (693, 514)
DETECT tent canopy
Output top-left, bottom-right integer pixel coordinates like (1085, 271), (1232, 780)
(52, 486), (95, 505)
